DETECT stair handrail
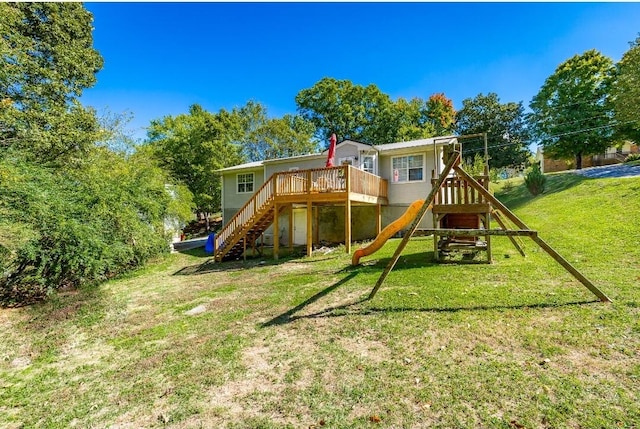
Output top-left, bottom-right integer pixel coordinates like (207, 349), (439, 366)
(215, 175), (275, 254)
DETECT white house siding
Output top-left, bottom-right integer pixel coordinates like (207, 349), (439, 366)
(377, 147), (443, 230)
(221, 168), (264, 224)
(217, 137), (454, 243)
(262, 142), (372, 177)
(264, 156), (325, 177)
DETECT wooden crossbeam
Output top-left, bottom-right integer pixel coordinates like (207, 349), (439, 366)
(418, 228), (537, 237)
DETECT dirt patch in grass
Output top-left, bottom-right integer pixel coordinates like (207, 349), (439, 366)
(336, 335), (391, 364)
(201, 333), (320, 426)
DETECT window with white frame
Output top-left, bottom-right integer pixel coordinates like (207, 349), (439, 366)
(361, 155), (375, 174)
(391, 154), (424, 183)
(237, 173), (254, 193)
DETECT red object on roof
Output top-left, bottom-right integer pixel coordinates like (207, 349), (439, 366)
(326, 133), (337, 167)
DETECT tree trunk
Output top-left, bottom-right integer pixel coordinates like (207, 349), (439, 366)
(575, 153), (583, 170)
(205, 212), (210, 232)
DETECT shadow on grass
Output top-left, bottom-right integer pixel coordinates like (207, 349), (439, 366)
(262, 271), (362, 327)
(262, 253), (601, 326)
(23, 285), (110, 332)
(176, 247), (211, 258)
(172, 250), (334, 276)
(372, 249), (495, 267)
(173, 257), (285, 276)
(496, 172), (589, 211)
(265, 296), (600, 327)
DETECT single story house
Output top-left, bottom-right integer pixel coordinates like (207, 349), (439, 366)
(214, 135), (458, 261)
(536, 141), (639, 173)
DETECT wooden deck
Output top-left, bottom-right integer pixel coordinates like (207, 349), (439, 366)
(273, 166), (388, 205)
(214, 165), (388, 261)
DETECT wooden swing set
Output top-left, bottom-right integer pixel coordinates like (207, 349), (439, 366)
(368, 136), (611, 303)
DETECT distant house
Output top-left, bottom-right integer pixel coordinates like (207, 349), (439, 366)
(536, 141), (639, 173)
(214, 136), (458, 261)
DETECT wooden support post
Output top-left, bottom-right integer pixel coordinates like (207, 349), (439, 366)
(376, 204), (382, 235)
(432, 169), (439, 262)
(345, 199), (351, 253)
(273, 203), (279, 260)
(306, 201), (313, 257)
(433, 230), (440, 262)
(484, 212), (492, 264)
(314, 206), (319, 245)
(492, 210), (526, 257)
(260, 233), (264, 256)
(288, 205), (293, 250)
(243, 235), (247, 262)
(369, 151), (461, 300)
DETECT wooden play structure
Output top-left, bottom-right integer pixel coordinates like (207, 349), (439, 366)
(429, 142), (493, 263)
(366, 135), (611, 303)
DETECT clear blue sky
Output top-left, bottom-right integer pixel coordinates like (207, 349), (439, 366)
(81, 2), (640, 142)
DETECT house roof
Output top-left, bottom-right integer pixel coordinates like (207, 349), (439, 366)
(374, 135), (458, 153)
(263, 152), (325, 165)
(320, 139), (374, 155)
(215, 135), (458, 173)
(216, 160), (264, 173)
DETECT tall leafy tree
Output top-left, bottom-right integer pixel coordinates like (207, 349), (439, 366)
(0, 3), (193, 305)
(295, 77), (394, 145)
(529, 49), (616, 169)
(456, 93), (530, 169)
(147, 104), (244, 227)
(244, 114), (317, 162)
(611, 35), (640, 142)
(295, 77), (455, 146)
(386, 97), (436, 142)
(384, 93), (456, 142)
(0, 3), (104, 164)
(227, 100), (317, 162)
(427, 93), (456, 136)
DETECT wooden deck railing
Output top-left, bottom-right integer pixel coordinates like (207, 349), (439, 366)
(273, 165), (387, 197)
(432, 175), (489, 205)
(350, 167), (388, 198)
(215, 165), (388, 256)
(215, 175), (276, 252)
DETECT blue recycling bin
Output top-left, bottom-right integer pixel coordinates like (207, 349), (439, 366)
(205, 232), (216, 254)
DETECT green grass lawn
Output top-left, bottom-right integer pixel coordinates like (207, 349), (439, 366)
(1, 173), (639, 428)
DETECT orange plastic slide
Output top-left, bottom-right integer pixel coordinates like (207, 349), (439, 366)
(352, 200), (425, 265)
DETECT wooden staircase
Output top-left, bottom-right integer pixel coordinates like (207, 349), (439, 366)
(214, 175), (279, 262)
(213, 165), (389, 262)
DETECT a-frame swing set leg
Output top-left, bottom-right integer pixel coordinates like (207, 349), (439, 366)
(453, 166), (610, 303)
(368, 151), (611, 303)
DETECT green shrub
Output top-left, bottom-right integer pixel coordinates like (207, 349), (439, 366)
(524, 163), (547, 196)
(624, 153), (640, 162)
(0, 149), (194, 306)
(501, 180), (514, 193)
(463, 154), (488, 177)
